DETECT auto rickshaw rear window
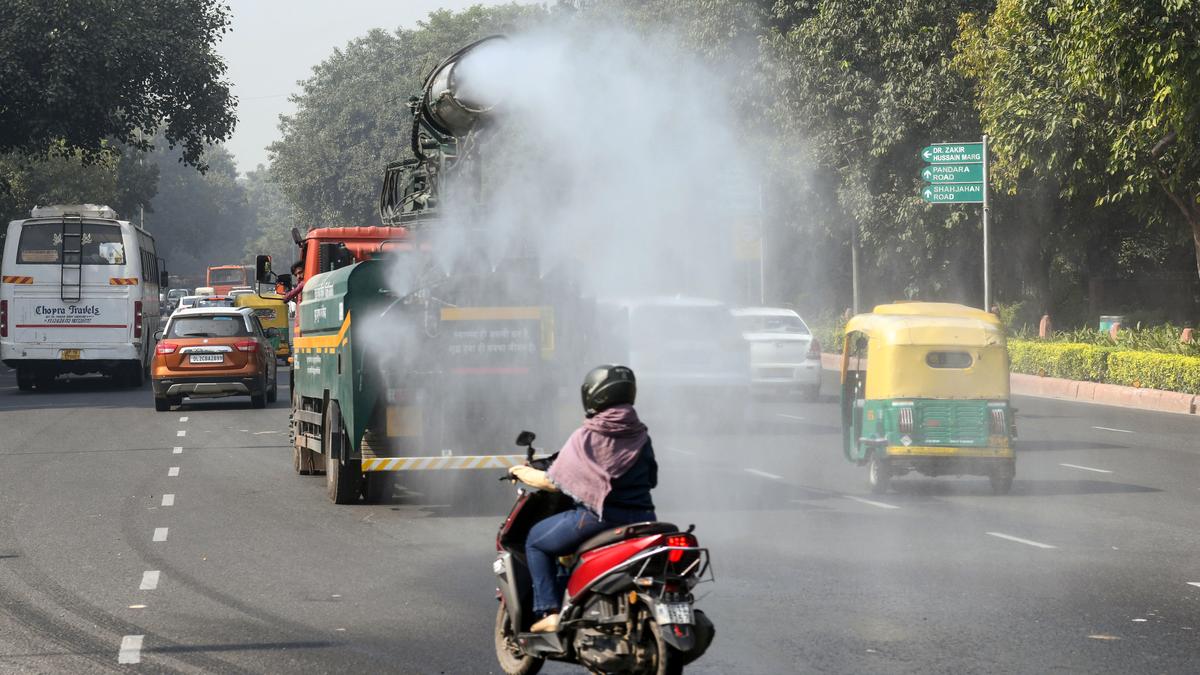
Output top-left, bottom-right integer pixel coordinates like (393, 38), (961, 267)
(926, 351), (973, 368)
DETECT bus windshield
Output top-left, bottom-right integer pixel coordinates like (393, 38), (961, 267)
(208, 268), (245, 285)
(16, 223), (126, 265)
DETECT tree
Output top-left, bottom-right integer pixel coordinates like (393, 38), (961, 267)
(763, 1), (991, 304)
(956, 0), (1200, 279)
(242, 166), (300, 271)
(0, 145), (158, 224)
(269, 5), (545, 228)
(0, 0), (236, 168)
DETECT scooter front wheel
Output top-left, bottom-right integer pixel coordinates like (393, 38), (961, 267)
(494, 602), (543, 675)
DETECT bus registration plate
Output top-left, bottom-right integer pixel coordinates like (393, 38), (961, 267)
(60, 349), (80, 360)
(189, 354), (224, 364)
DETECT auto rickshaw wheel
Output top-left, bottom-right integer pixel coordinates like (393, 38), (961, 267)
(989, 460), (1015, 495)
(867, 451), (891, 494)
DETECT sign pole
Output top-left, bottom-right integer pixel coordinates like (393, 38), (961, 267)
(981, 134), (990, 311)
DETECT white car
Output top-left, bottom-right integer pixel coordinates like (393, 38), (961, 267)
(732, 307), (821, 400)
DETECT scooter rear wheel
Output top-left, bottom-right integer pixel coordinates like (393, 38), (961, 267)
(494, 602), (543, 675)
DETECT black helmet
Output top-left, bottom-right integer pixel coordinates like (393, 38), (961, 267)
(581, 364), (637, 418)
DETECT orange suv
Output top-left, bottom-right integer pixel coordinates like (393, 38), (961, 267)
(152, 307), (278, 411)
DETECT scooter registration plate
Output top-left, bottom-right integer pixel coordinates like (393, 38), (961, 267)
(654, 602), (693, 625)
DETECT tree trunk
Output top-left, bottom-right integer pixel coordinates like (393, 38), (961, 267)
(1162, 186), (1200, 282)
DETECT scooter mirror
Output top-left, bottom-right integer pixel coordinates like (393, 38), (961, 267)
(515, 430), (536, 447)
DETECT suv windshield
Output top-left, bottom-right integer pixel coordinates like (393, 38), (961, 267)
(167, 315), (251, 338)
(16, 223), (126, 265)
(735, 314), (810, 334)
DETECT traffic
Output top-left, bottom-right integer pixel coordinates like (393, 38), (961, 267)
(2, 4), (1198, 674)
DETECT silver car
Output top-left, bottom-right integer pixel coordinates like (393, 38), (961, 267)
(733, 307), (822, 400)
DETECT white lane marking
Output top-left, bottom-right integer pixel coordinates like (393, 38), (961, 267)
(1093, 426), (1132, 434)
(173, 446), (182, 454)
(776, 413), (806, 421)
(168, 467), (180, 477)
(152, 527), (168, 542)
(139, 571), (160, 590)
(744, 468), (783, 480)
(845, 495), (900, 510)
(986, 531), (1057, 549)
(118, 635), (143, 664)
(161, 494), (174, 507)
(176, 430), (186, 437)
(1188, 582), (1200, 588)
(666, 447), (695, 456)
(1059, 463), (1113, 474)
(253, 430), (280, 435)
(179, 416), (189, 422)
(128, 604), (147, 609)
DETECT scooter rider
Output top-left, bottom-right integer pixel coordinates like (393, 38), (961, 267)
(508, 364), (658, 633)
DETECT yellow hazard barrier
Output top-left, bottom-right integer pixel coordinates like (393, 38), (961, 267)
(361, 454), (544, 472)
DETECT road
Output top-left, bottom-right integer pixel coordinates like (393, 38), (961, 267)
(0, 368), (1198, 673)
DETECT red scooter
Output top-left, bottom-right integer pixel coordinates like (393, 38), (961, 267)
(493, 431), (715, 675)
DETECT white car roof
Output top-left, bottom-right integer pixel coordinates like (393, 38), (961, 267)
(732, 307), (802, 318)
(170, 307), (253, 318)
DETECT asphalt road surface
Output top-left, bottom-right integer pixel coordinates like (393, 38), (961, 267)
(0, 368), (1198, 673)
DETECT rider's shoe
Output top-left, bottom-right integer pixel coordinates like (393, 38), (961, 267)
(531, 613), (560, 633)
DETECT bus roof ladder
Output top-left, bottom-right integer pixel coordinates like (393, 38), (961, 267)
(60, 216), (83, 302)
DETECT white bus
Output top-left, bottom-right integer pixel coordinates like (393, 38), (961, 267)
(1, 205), (166, 390)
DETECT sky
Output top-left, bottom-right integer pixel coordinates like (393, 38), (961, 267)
(216, 0), (519, 174)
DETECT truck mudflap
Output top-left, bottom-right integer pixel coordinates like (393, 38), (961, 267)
(361, 454), (544, 471)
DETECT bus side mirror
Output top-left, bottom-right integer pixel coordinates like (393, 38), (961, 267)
(159, 269), (169, 287)
(255, 255), (273, 284)
(153, 330), (164, 341)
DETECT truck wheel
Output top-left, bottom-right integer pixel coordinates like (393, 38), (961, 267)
(16, 368), (34, 391)
(324, 401), (361, 504)
(989, 460), (1015, 495)
(867, 451), (891, 494)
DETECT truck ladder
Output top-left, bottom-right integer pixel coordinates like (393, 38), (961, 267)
(60, 216), (83, 302)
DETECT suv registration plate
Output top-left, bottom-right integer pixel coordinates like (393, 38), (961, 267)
(189, 354), (223, 364)
(60, 349), (81, 360)
(654, 602), (694, 625)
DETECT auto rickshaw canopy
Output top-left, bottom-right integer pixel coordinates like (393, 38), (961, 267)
(842, 302), (1008, 400)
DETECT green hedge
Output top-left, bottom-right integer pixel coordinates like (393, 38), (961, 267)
(1007, 341), (1112, 382)
(1106, 351), (1200, 395)
(1009, 340), (1200, 394)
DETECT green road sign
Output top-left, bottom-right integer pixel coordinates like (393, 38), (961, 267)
(921, 163), (983, 183)
(921, 143), (984, 163)
(921, 183), (983, 203)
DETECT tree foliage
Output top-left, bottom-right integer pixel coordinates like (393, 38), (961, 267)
(956, 0), (1200, 276)
(269, 4), (545, 227)
(0, 0), (236, 168)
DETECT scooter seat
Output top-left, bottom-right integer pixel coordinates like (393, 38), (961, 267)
(576, 521), (679, 554)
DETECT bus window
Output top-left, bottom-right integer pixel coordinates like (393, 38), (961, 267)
(16, 223), (126, 265)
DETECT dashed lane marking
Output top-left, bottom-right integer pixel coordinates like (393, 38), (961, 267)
(744, 468), (783, 480)
(1093, 426), (1132, 434)
(776, 413), (806, 421)
(173, 446), (182, 454)
(168, 467), (180, 477)
(118, 635), (143, 664)
(986, 531), (1056, 549)
(161, 494), (174, 507)
(179, 416), (188, 422)
(176, 430), (186, 437)
(845, 495), (900, 510)
(666, 447), (695, 456)
(152, 528), (168, 542)
(1059, 463), (1113, 474)
(1188, 582), (1200, 588)
(139, 571), (160, 590)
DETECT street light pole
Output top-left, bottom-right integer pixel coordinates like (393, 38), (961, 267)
(982, 134), (990, 311)
(850, 220), (860, 315)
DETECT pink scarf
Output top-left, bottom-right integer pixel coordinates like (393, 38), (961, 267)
(547, 404), (648, 518)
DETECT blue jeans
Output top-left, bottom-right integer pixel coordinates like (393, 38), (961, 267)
(526, 505), (656, 614)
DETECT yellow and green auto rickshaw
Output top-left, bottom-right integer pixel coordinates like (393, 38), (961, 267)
(840, 302), (1016, 494)
(235, 292), (290, 361)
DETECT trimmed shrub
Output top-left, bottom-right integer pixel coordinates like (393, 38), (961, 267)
(1008, 341), (1112, 382)
(1106, 351), (1200, 395)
